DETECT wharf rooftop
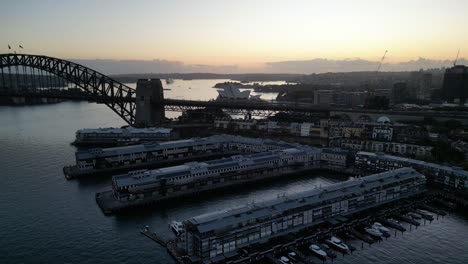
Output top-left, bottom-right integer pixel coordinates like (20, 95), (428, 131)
(112, 147), (320, 189)
(183, 167), (425, 234)
(74, 135), (301, 161)
(357, 151), (468, 179)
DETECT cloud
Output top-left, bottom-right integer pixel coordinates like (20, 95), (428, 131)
(70, 58), (240, 75)
(265, 57), (468, 74)
(70, 57), (468, 75)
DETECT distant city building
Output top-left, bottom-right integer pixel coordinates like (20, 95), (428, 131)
(320, 148), (351, 170)
(313, 90), (368, 107)
(213, 119), (321, 138)
(355, 151), (468, 191)
(442, 65), (468, 104)
(392, 82), (414, 104)
(332, 139), (433, 157)
(372, 126), (393, 141)
(332, 91), (368, 107)
(418, 72), (433, 100)
(314, 90), (334, 105)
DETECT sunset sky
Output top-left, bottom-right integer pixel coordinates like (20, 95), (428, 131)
(1, 0), (467, 72)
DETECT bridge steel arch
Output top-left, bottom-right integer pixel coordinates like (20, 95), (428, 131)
(0, 53), (136, 124)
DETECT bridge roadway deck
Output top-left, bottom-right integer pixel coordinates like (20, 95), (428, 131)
(2, 90), (468, 120)
(160, 99), (468, 120)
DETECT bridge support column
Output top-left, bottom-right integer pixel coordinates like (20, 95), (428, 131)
(135, 79), (165, 127)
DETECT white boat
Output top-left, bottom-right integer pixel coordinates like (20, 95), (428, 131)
(407, 212), (422, 220)
(309, 244), (327, 259)
(170, 221), (184, 236)
(165, 78), (174, 84)
(279, 256), (290, 264)
(287, 252), (297, 261)
(364, 227), (382, 237)
(326, 236), (349, 252)
(372, 222), (390, 233)
(416, 209), (434, 220)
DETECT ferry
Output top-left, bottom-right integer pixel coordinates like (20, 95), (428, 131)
(309, 244), (327, 259)
(170, 221), (184, 236)
(326, 236), (350, 253)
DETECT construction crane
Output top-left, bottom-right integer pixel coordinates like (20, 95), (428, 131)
(453, 49), (460, 66)
(368, 50), (388, 97)
(376, 50), (388, 74)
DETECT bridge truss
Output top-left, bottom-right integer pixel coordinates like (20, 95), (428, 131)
(0, 53), (136, 124)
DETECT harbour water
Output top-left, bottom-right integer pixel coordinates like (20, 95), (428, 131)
(1, 80), (468, 263)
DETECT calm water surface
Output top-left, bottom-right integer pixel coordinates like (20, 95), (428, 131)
(0, 80), (467, 263)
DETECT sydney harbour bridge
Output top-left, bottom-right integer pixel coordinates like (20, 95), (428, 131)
(1, 53), (468, 127)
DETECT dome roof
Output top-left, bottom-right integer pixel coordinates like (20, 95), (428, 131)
(377, 116), (391, 123)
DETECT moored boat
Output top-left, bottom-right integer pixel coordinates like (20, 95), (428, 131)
(416, 209), (434, 221)
(326, 236), (350, 253)
(320, 243), (337, 258)
(407, 212), (422, 220)
(364, 227), (383, 239)
(309, 244), (327, 260)
(386, 218), (407, 232)
(170, 221), (184, 236)
(372, 222), (390, 233)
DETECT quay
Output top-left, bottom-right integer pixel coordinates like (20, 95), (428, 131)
(73, 127), (174, 146)
(143, 193), (442, 264)
(63, 151), (236, 179)
(140, 227), (167, 246)
(91, 135), (467, 215)
(96, 166), (321, 215)
(150, 168), (427, 263)
(64, 135), (304, 179)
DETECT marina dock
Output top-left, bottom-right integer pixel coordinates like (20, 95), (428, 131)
(141, 189), (446, 264)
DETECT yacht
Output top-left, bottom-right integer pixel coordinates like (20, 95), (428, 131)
(309, 244), (327, 259)
(320, 243), (337, 258)
(278, 256), (290, 264)
(326, 236), (350, 253)
(287, 251), (298, 262)
(416, 209), (434, 221)
(170, 221), (184, 236)
(372, 222), (390, 233)
(407, 212), (422, 220)
(364, 227), (382, 238)
(387, 218), (405, 229)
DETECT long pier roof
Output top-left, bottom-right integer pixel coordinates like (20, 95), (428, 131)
(186, 167), (424, 233)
